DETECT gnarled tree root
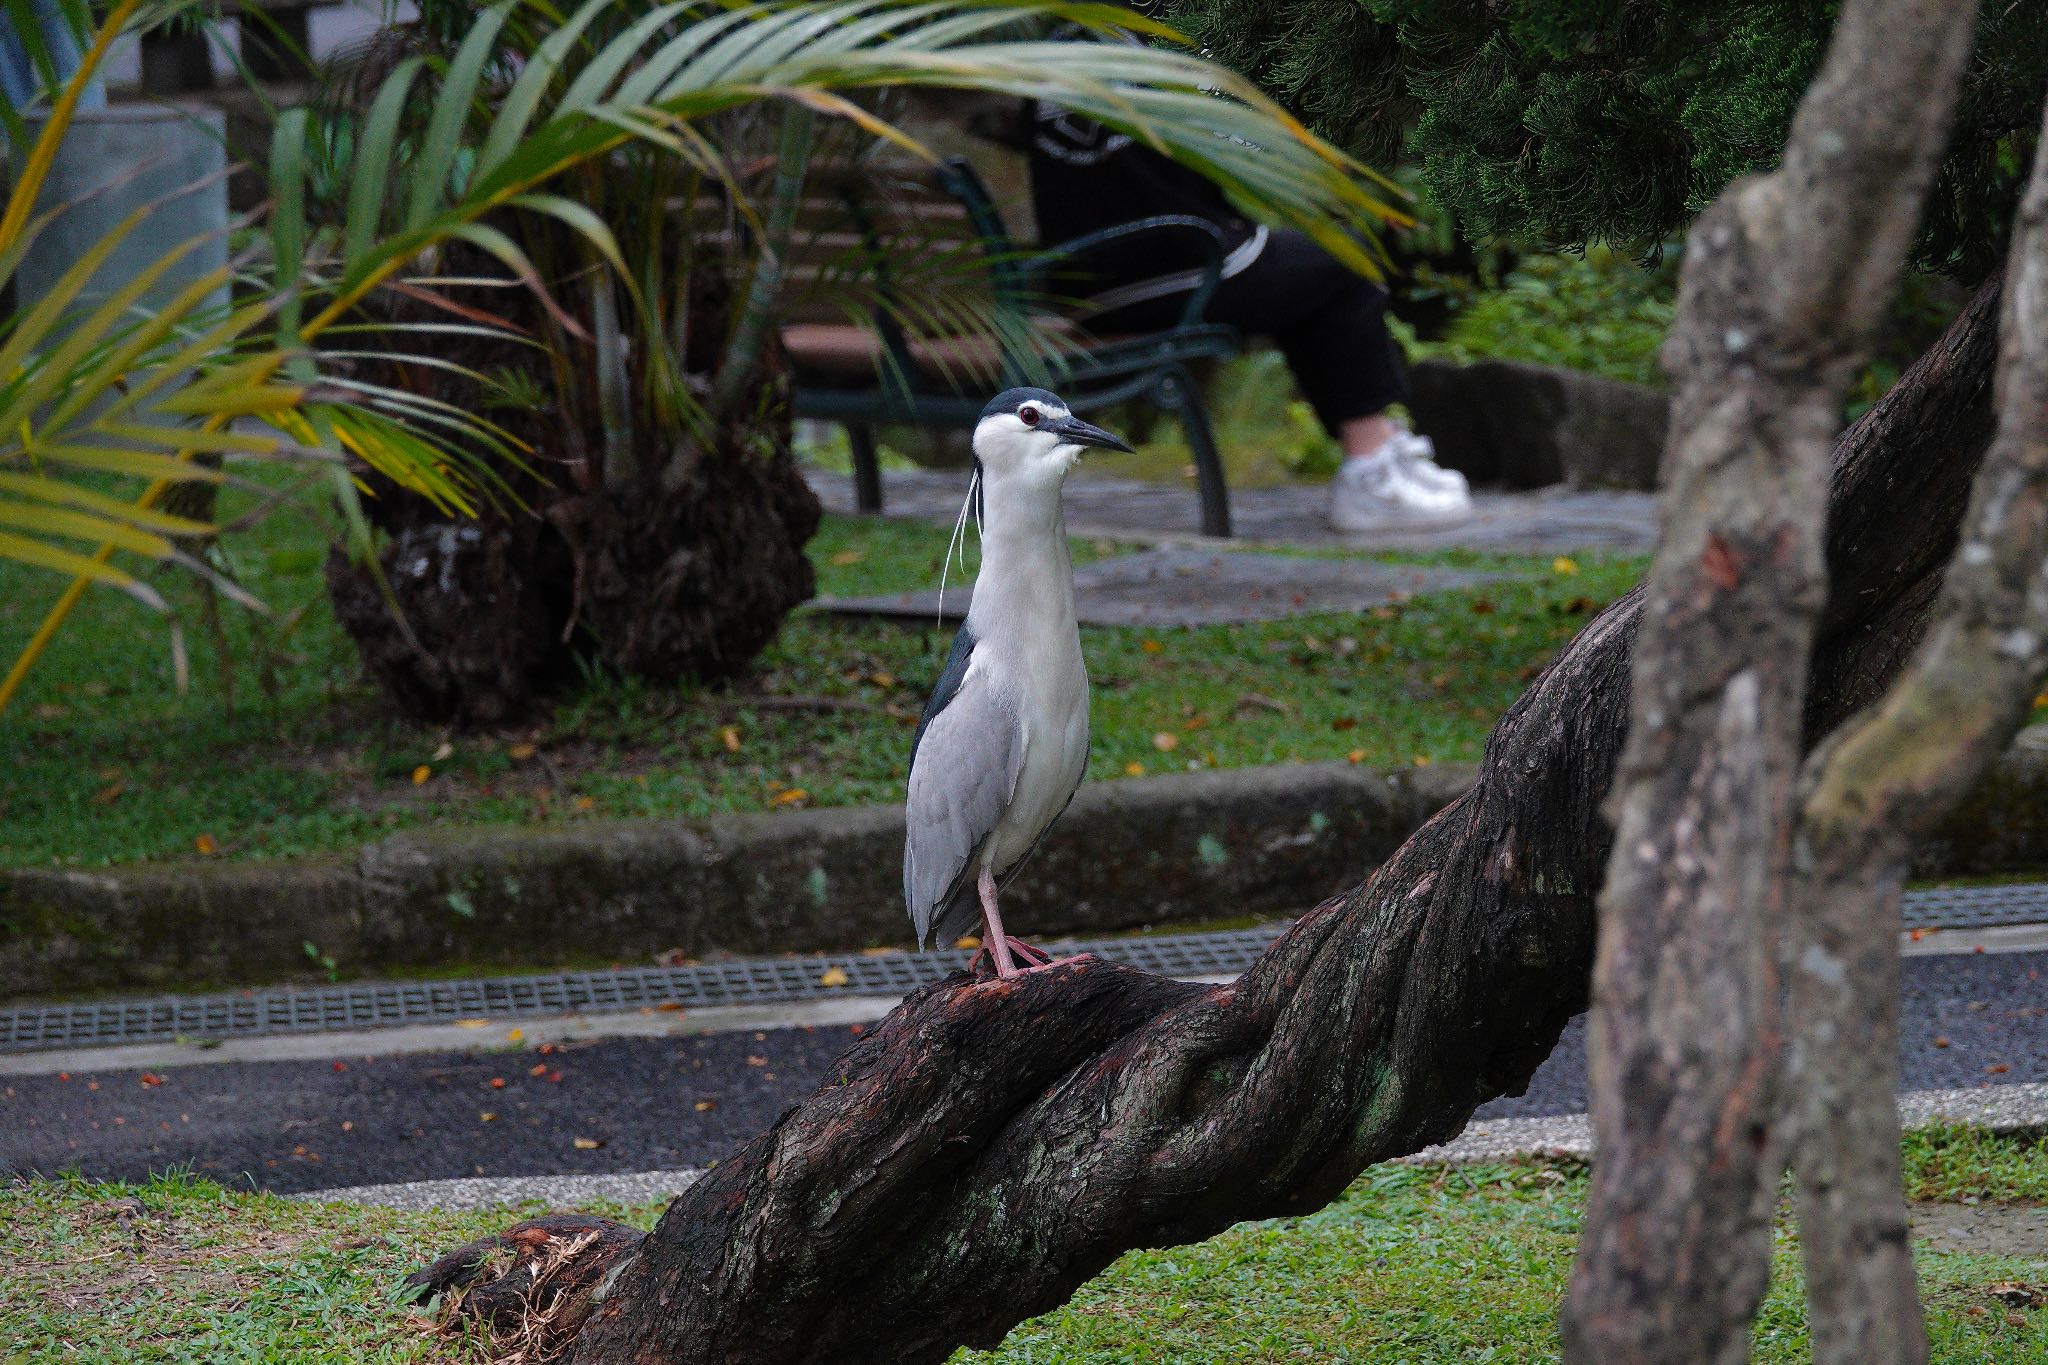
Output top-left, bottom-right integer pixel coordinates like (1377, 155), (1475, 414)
(412, 279), (2002, 1365)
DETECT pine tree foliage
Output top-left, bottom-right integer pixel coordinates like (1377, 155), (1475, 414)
(1161, 0), (2047, 277)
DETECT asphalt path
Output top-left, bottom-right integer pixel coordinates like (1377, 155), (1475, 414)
(4, 951), (2042, 1196)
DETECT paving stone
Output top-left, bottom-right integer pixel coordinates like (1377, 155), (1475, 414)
(813, 545), (1514, 628)
(805, 466), (1660, 557)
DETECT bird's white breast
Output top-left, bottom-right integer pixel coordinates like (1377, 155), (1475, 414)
(980, 638), (1088, 872)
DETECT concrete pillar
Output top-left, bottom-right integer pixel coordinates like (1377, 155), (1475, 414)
(13, 105), (231, 324)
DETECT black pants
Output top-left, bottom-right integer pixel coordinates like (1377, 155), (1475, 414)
(1091, 228), (1409, 438)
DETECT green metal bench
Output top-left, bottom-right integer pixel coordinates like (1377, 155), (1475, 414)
(784, 156), (1243, 537)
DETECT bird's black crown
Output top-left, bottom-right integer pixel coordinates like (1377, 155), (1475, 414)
(980, 387), (1067, 421)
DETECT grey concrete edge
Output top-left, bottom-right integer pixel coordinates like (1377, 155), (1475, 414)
(9, 745), (2048, 999)
(297, 1082), (2048, 1211)
(1, 760), (1474, 998)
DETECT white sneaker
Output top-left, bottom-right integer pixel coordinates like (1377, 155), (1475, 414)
(1328, 434), (1472, 531)
(1389, 431), (1470, 498)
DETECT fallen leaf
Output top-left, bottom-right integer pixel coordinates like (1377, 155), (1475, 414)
(773, 788), (810, 806)
(194, 833), (219, 856)
(1470, 598), (1495, 615)
(573, 795), (596, 812)
(746, 1056), (768, 1067)
(1152, 732), (1179, 752)
(456, 1018), (489, 1029)
(139, 1073), (162, 1088)
(508, 742), (537, 761)
(411, 765), (432, 786)
(341, 1120), (353, 1132)
(332, 1061), (347, 1072)
(530, 1063), (549, 1077)
(861, 946), (905, 956)
(432, 741), (454, 761)
(1413, 754), (1433, 767)
(1932, 1036), (1950, 1048)
(720, 725), (742, 753)
(1987, 1062), (2010, 1074)
(818, 966), (851, 987)
(954, 935), (982, 950)
(479, 1111), (497, 1122)
(1331, 718), (1358, 732)
(1124, 761), (1146, 777)
(573, 1137), (603, 1150)
(869, 671), (896, 688)
(506, 1028), (524, 1043)
(655, 1001), (685, 1013)
(830, 549), (864, 566)
(1140, 638), (1164, 654)
(93, 779), (125, 806)
(694, 1099), (718, 1112)
(1552, 556), (1579, 576)
(1347, 749), (1368, 764)
(489, 1077), (507, 1090)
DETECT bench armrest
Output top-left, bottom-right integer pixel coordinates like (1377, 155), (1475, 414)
(1024, 216), (1231, 328)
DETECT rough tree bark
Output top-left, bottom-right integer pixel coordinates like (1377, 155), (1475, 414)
(1560, 2), (1979, 1362)
(404, 261), (2002, 1363)
(1782, 109), (2048, 1365)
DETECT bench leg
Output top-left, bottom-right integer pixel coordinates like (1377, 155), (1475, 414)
(1155, 368), (1230, 538)
(848, 423), (884, 514)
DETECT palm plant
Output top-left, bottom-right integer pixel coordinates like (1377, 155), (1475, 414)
(2, 0), (1403, 724)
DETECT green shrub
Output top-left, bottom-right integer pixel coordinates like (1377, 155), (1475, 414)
(1398, 246), (1679, 388)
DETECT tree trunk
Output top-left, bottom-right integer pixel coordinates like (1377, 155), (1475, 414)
(1783, 103), (2048, 1365)
(410, 293), (2005, 1365)
(1560, 1), (1978, 1361)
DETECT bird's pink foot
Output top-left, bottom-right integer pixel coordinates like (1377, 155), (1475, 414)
(1005, 936), (1054, 967)
(1013, 950), (1098, 975)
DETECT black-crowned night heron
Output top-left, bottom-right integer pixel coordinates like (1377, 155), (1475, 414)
(903, 387), (1133, 978)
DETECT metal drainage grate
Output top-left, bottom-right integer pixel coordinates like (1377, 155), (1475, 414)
(4, 883), (2042, 1056)
(0, 926), (1282, 1055)
(1900, 882), (2048, 931)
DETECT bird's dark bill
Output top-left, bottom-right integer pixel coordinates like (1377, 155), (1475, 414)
(1052, 415), (1134, 453)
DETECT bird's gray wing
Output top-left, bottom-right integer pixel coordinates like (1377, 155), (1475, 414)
(904, 630), (1024, 950)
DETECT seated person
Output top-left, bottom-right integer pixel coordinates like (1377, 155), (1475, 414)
(1027, 100), (1470, 529)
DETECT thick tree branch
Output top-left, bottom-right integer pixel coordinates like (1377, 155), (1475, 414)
(414, 255), (2008, 1365)
(1561, 2), (1978, 1360)
(1783, 101), (2048, 1365)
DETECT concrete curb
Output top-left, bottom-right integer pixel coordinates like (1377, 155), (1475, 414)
(8, 746), (2048, 1000)
(295, 1083), (2048, 1211)
(2, 762), (1469, 999)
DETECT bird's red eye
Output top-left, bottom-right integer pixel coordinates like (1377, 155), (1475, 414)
(1019, 406), (1040, 426)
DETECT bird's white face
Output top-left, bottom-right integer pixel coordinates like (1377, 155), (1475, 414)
(972, 397), (1132, 490)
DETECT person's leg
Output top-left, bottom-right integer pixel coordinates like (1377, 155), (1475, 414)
(1084, 229), (1468, 524)
(1201, 232), (1469, 523)
(1197, 231), (1409, 440)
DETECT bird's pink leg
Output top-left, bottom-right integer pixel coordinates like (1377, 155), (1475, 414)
(977, 865), (1019, 978)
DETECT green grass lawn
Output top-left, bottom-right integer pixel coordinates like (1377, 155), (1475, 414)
(5, 1128), (2043, 1363)
(0, 492), (1642, 870)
